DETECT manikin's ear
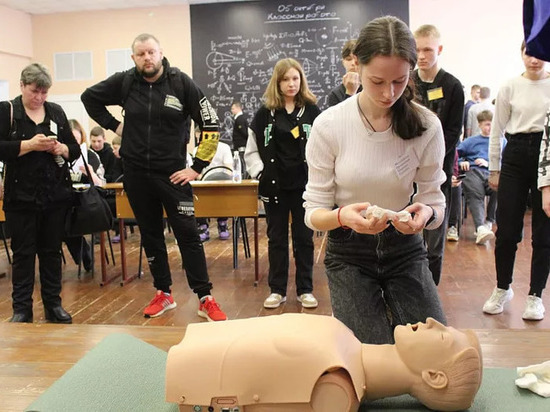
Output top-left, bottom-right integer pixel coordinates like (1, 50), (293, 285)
(421, 369), (449, 389)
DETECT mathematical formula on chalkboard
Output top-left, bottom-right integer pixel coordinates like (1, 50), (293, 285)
(191, 0), (408, 142)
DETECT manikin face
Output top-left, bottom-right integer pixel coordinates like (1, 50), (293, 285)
(342, 55), (358, 73)
(90, 135), (105, 152)
(132, 38), (163, 80)
(522, 49), (547, 78)
(394, 318), (473, 374)
(279, 68), (301, 100)
(20, 83), (48, 111)
(415, 35), (442, 71)
(479, 120), (492, 136)
(359, 55), (410, 110)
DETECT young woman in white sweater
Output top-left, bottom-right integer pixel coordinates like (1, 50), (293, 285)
(484, 42), (550, 321)
(303, 16), (447, 344)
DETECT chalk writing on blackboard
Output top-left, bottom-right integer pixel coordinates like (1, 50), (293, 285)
(192, 1), (408, 142)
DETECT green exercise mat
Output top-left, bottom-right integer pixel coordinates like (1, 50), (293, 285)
(25, 333), (549, 411)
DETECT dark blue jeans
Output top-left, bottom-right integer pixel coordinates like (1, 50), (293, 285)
(495, 133), (550, 296)
(264, 189), (314, 296)
(325, 226), (446, 344)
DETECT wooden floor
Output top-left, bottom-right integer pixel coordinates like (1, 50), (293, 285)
(0, 210), (549, 330)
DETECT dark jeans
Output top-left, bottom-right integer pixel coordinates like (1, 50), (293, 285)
(462, 168), (497, 229)
(448, 184), (462, 228)
(423, 176), (451, 285)
(264, 189), (314, 296)
(325, 226), (446, 344)
(123, 172), (212, 297)
(6, 205), (68, 313)
(495, 133), (550, 296)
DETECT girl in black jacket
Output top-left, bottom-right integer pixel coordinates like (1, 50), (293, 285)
(245, 58), (321, 309)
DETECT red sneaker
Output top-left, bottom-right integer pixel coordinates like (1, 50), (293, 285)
(198, 296), (227, 322)
(143, 291), (177, 318)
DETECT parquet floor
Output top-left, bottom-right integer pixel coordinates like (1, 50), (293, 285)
(0, 210), (548, 330)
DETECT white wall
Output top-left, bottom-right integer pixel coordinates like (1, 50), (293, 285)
(410, 0), (526, 99)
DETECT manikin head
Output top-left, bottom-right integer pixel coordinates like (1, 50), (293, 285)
(393, 318), (482, 411)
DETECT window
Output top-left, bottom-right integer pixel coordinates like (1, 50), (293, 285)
(54, 51), (93, 81)
(106, 48), (133, 77)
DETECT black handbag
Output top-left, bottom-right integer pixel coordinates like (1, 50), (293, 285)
(65, 153), (113, 236)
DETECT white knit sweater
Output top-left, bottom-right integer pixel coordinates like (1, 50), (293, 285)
(488, 75), (550, 171)
(303, 94), (446, 231)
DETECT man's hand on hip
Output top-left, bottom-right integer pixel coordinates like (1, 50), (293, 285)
(170, 168), (199, 185)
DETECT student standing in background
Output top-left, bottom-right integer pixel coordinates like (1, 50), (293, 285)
(245, 58), (321, 310)
(413, 24), (465, 286)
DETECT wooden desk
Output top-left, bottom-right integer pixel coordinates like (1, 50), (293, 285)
(0, 200), (4, 222)
(1, 323), (549, 411)
(102, 180), (260, 286)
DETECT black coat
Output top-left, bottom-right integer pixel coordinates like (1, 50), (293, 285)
(0, 97), (80, 211)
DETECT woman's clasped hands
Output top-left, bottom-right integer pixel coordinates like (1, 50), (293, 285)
(338, 202), (433, 235)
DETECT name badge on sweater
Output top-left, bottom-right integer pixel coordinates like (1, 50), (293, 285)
(291, 126), (300, 139)
(394, 150), (419, 179)
(50, 121), (58, 135)
(427, 87), (444, 101)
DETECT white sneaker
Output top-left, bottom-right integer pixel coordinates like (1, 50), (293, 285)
(522, 295), (545, 320)
(297, 293), (318, 308)
(483, 287), (514, 314)
(476, 225), (495, 245)
(447, 226), (459, 242)
(263, 293), (286, 309)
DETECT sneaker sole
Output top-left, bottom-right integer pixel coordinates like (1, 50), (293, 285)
(483, 290), (514, 314)
(197, 310), (227, 322)
(476, 232), (495, 245)
(447, 236), (459, 242)
(264, 296), (286, 309)
(522, 312), (545, 321)
(144, 302), (177, 318)
(296, 296), (318, 308)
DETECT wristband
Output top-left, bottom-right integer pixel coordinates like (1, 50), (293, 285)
(337, 206), (350, 229)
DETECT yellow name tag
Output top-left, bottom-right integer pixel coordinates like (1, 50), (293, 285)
(291, 126), (300, 139)
(427, 87), (444, 101)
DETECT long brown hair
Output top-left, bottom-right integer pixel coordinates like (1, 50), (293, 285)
(263, 58), (317, 110)
(354, 16), (426, 139)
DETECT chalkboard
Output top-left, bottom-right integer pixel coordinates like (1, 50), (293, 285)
(191, 0), (409, 143)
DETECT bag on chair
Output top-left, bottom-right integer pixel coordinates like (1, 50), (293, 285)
(65, 153), (113, 236)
